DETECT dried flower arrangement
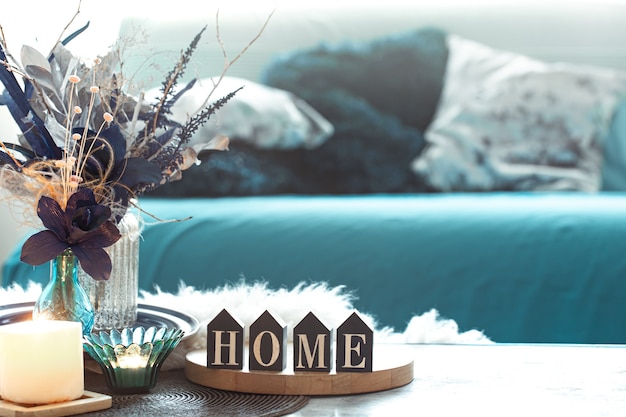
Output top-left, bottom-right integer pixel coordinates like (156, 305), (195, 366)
(0, 3), (271, 280)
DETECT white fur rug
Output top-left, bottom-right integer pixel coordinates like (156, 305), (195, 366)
(0, 280), (492, 370)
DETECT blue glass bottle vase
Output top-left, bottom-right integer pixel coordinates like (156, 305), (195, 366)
(33, 248), (95, 335)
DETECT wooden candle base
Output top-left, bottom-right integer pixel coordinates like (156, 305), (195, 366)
(185, 344), (414, 395)
(0, 391), (111, 417)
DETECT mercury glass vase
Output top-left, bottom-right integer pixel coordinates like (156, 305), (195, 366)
(33, 248), (95, 335)
(79, 209), (141, 331)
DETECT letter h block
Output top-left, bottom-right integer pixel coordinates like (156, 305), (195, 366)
(293, 312), (332, 372)
(336, 311), (373, 372)
(207, 309), (244, 369)
(249, 310), (288, 372)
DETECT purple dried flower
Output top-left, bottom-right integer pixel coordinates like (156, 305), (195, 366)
(20, 188), (121, 280)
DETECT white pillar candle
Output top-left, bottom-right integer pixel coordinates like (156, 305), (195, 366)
(0, 320), (84, 404)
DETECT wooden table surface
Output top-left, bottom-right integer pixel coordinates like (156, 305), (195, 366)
(285, 343), (626, 416)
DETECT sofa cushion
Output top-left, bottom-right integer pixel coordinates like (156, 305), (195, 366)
(159, 76), (334, 151)
(412, 34), (626, 192)
(262, 27), (449, 134)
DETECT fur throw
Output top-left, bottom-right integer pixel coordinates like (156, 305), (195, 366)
(0, 280), (492, 370)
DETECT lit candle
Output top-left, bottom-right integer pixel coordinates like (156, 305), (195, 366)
(112, 343), (154, 392)
(116, 344), (150, 369)
(0, 320), (84, 404)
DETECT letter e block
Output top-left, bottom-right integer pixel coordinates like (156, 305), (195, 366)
(249, 310), (287, 372)
(207, 309), (244, 369)
(336, 311), (373, 372)
(293, 312), (332, 372)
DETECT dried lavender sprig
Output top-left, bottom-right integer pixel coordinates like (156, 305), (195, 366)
(161, 26), (206, 100)
(176, 86), (242, 148)
(151, 26), (207, 133)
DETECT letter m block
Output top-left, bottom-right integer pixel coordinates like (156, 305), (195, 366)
(293, 312), (332, 373)
(207, 309), (244, 369)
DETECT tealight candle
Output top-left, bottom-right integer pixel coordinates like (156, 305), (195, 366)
(116, 344), (150, 369)
(0, 320), (84, 405)
(83, 326), (184, 393)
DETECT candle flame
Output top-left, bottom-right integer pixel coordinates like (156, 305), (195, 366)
(114, 343), (152, 369)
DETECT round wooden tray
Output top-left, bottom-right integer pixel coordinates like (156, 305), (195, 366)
(185, 344), (414, 395)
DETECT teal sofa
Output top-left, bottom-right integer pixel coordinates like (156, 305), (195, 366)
(3, 3), (626, 345)
(5, 192), (626, 344)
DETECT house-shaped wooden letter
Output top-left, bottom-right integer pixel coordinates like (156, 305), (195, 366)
(336, 311), (373, 372)
(293, 312), (332, 372)
(207, 309), (244, 370)
(249, 310), (288, 371)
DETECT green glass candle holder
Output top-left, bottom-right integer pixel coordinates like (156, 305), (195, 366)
(83, 326), (184, 394)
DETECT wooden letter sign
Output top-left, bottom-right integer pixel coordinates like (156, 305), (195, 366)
(336, 311), (373, 372)
(207, 309), (244, 369)
(249, 310), (288, 372)
(293, 312), (332, 372)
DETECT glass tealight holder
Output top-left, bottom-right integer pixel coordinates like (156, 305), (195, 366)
(83, 326), (184, 394)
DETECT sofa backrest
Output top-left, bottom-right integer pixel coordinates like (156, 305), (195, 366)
(118, 1), (626, 87)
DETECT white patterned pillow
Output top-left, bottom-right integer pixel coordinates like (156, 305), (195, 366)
(411, 34), (626, 192)
(148, 76), (334, 151)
